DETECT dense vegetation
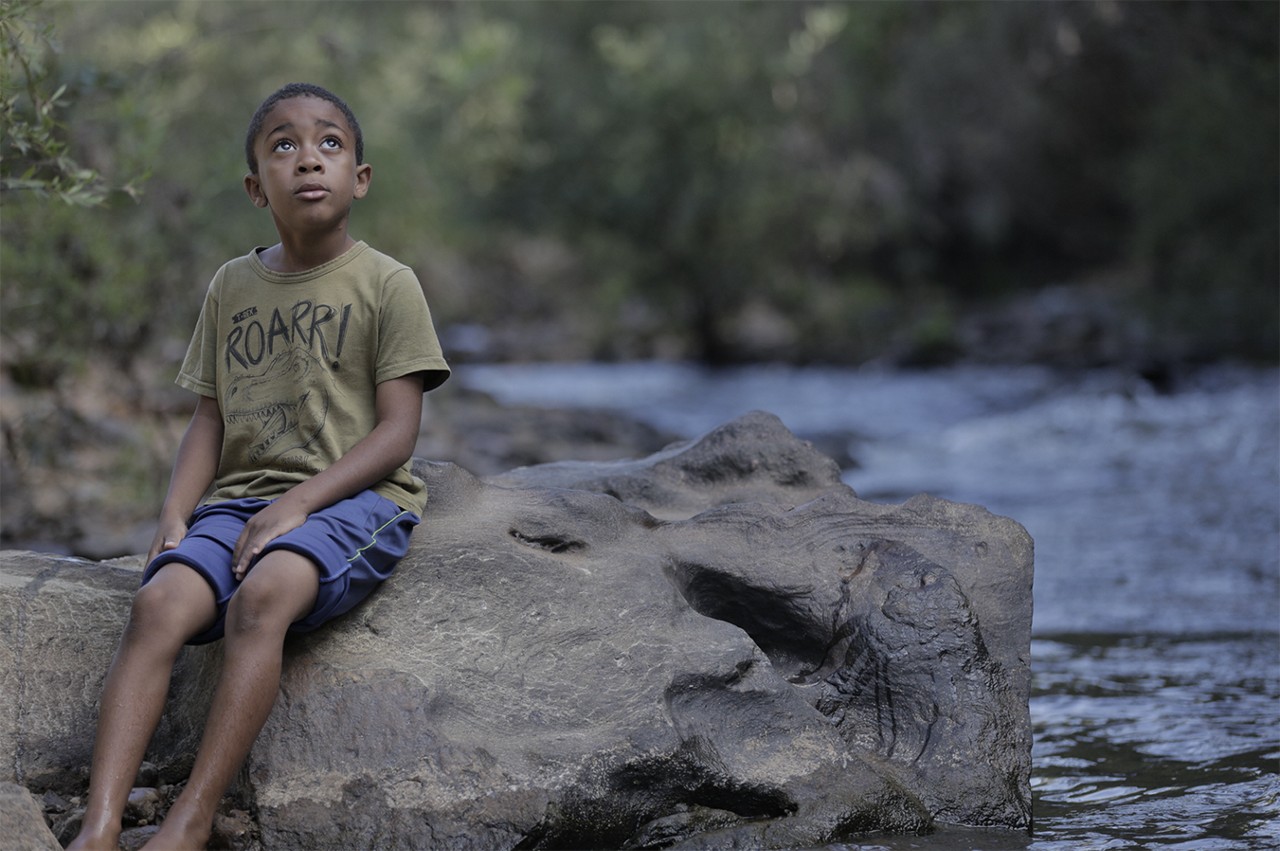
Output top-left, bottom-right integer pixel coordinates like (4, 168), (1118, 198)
(3, 0), (1277, 382)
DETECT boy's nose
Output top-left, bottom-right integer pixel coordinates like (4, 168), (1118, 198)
(297, 149), (324, 172)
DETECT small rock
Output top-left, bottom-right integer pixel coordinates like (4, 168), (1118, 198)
(47, 806), (83, 847)
(40, 789), (69, 814)
(125, 786), (162, 825)
(135, 761), (160, 788)
(211, 808), (256, 849)
(119, 824), (159, 851)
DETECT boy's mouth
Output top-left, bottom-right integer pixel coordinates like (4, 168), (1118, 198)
(294, 183), (329, 200)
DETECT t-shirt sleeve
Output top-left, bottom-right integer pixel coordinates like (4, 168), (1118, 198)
(377, 268), (451, 392)
(175, 277), (220, 398)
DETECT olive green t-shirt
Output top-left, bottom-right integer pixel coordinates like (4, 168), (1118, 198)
(177, 242), (450, 515)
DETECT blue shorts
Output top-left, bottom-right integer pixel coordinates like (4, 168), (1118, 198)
(141, 490), (419, 645)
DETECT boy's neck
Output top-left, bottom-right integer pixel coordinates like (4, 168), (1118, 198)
(259, 233), (358, 274)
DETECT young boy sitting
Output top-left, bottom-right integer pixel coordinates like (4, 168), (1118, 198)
(69, 82), (450, 850)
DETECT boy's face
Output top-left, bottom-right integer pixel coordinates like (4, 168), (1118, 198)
(244, 96), (371, 234)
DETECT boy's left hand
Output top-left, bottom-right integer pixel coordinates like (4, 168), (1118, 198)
(232, 499), (309, 580)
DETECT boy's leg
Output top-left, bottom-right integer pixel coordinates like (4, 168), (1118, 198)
(69, 564), (218, 851)
(144, 549), (319, 850)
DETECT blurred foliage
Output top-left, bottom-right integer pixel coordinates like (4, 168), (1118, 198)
(1, 0), (1276, 381)
(1, 0), (124, 205)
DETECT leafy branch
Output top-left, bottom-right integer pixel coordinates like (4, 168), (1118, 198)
(0, 0), (138, 205)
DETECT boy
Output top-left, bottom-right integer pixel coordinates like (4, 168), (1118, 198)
(69, 83), (450, 850)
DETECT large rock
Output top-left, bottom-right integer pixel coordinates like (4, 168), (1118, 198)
(2, 411), (1033, 848)
(0, 552), (139, 792)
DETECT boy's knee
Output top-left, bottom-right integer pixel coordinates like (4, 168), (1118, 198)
(224, 582), (284, 637)
(226, 554), (319, 637)
(128, 572), (215, 640)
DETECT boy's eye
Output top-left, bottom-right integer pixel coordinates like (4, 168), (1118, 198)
(268, 137), (341, 154)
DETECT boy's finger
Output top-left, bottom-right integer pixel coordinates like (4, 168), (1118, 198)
(232, 539), (263, 579)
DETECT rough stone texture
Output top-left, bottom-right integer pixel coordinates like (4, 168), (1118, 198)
(0, 553), (139, 792)
(487, 406), (846, 520)
(1, 411), (1033, 848)
(0, 782), (61, 851)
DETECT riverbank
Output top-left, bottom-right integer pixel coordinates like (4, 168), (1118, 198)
(0, 365), (684, 558)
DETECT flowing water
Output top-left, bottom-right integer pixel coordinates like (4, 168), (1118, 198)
(458, 361), (1280, 849)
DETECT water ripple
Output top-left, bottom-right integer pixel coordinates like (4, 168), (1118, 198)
(1031, 634), (1279, 848)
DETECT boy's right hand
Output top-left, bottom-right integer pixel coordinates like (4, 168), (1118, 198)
(147, 519), (189, 564)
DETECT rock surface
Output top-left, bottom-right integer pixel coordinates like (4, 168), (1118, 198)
(0, 782), (60, 850)
(1, 411), (1033, 848)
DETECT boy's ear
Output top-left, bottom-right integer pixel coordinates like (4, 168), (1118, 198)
(244, 172), (270, 208)
(353, 162), (372, 200)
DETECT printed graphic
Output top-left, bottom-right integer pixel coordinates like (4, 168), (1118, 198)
(223, 298), (349, 467)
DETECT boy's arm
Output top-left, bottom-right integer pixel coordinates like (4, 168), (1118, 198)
(148, 395), (224, 563)
(230, 373), (425, 578)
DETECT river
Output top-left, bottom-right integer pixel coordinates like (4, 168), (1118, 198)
(458, 361), (1279, 849)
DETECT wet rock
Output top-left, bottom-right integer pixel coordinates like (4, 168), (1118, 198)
(2, 411), (1033, 849)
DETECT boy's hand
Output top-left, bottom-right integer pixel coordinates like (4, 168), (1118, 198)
(148, 519), (189, 564)
(232, 499), (309, 580)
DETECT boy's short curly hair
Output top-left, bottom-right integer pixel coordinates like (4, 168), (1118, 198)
(244, 83), (364, 174)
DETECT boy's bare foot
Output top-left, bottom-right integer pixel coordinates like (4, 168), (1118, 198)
(138, 808), (211, 851)
(65, 825), (122, 851)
